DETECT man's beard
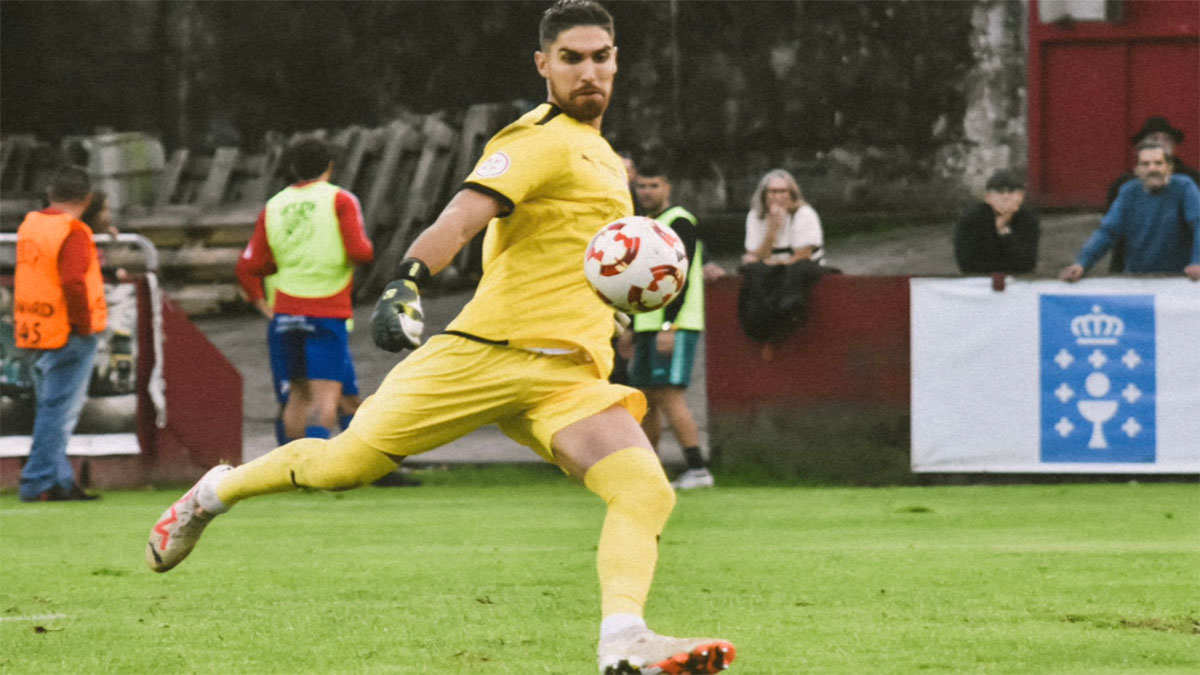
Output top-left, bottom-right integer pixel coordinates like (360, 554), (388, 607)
(1141, 173), (1167, 192)
(554, 85), (608, 122)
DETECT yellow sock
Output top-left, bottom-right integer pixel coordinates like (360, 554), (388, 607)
(216, 432), (397, 507)
(584, 446), (676, 619)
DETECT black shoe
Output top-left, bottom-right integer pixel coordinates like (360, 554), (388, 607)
(372, 470), (421, 488)
(20, 484), (101, 502)
(63, 483), (100, 501)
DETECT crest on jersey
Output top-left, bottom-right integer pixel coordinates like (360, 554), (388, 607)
(474, 152), (511, 178)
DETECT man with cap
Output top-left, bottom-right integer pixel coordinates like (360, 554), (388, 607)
(953, 169), (1040, 275)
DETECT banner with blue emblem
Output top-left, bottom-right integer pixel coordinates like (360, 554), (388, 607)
(1039, 295), (1155, 463)
(912, 278), (1200, 473)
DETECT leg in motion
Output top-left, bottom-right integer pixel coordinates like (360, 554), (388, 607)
(553, 406), (735, 674)
(146, 431), (397, 572)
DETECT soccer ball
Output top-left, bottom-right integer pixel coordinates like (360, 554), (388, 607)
(583, 216), (689, 313)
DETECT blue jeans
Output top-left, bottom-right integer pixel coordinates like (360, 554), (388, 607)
(19, 333), (98, 500)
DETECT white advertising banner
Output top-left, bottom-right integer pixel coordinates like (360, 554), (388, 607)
(911, 277), (1200, 473)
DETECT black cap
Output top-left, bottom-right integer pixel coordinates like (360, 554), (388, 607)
(1132, 116), (1184, 145)
(985, 169), (1025, 191)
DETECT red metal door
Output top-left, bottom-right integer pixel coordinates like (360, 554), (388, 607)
(1028, 0), (1200, 209)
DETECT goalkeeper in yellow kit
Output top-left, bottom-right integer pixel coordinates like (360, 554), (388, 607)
(144, 2), (734, 673)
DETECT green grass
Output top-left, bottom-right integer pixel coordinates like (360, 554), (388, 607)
(1, 466), (1197, 674)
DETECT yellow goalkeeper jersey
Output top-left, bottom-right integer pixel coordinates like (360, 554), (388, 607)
(445, 103), (633, 377)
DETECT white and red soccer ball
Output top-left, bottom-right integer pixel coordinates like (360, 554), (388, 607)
(583, 216), (689, 314)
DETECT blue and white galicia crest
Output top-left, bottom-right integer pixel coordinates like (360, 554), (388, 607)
(584, 216), (689, 314)
(1040, 295), (1156, 463)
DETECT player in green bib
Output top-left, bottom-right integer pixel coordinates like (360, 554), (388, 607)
(623, 157), (721, 490)
(235, 138), (374, 442)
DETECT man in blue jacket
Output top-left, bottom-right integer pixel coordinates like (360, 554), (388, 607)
(1061, 141), (1200, 282)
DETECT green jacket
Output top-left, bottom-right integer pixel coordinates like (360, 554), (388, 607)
(633, 205), (704, 332)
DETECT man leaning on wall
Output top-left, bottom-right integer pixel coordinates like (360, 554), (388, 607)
(1060, 141), (1200, 283)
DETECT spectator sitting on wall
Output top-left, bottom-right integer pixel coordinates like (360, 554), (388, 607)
(737, 168), (832, 345)
(742, 168), (824, 266)
(1060, 140), (1200, 282)
(1104, 116), (1200, 273)
(953, 169), (1039, 275)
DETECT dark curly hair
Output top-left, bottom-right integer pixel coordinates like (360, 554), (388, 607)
(286, 137), (333, 182)
(539, 0), (613, 49)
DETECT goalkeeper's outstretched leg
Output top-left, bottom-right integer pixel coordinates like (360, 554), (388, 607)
(145, 432), (397, 572)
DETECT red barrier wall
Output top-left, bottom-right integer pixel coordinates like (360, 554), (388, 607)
(706, 274), (910, 411)
(704, 274), (913, 484)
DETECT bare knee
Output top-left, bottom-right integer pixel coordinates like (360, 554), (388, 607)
(306, 379), (344, 431)
(307, 399), (339, 431)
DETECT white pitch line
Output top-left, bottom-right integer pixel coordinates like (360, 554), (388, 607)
(0, 613), (68, 622)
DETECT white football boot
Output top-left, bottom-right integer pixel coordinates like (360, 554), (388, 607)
(598, 626), (735, 674)
(670, 468), (715, 491)
(145, 464), (233, 572)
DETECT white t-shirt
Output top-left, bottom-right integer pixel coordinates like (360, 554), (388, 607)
(744, 204), (824, 263)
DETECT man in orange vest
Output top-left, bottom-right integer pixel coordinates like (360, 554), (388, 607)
(13, 165), (106, 502)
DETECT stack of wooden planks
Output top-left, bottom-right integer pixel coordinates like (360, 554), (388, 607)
(0, 103), (520, 314)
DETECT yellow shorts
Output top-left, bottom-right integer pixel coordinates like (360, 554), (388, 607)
(347, 334), (646, 463)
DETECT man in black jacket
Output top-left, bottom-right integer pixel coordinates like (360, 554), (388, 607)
(954, 169), (1040, 275)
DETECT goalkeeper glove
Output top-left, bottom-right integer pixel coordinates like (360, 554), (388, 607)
(370, 258), (430, 352)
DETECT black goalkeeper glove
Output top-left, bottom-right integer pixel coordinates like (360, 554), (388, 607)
(370, 258), (430, 352)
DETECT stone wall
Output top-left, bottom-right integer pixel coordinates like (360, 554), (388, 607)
(938, 0), (1030, 195)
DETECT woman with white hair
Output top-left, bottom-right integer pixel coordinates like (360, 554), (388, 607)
(742, 168), (825, 266)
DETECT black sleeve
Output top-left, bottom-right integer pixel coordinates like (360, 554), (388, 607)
(1004, 208), (1040, 274)
(461, 182), (515, 217)
(662, 215), (698, 324)
(953, 203), (992, 274)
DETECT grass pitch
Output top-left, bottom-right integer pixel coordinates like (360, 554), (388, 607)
(1, 466), (1197, 674)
